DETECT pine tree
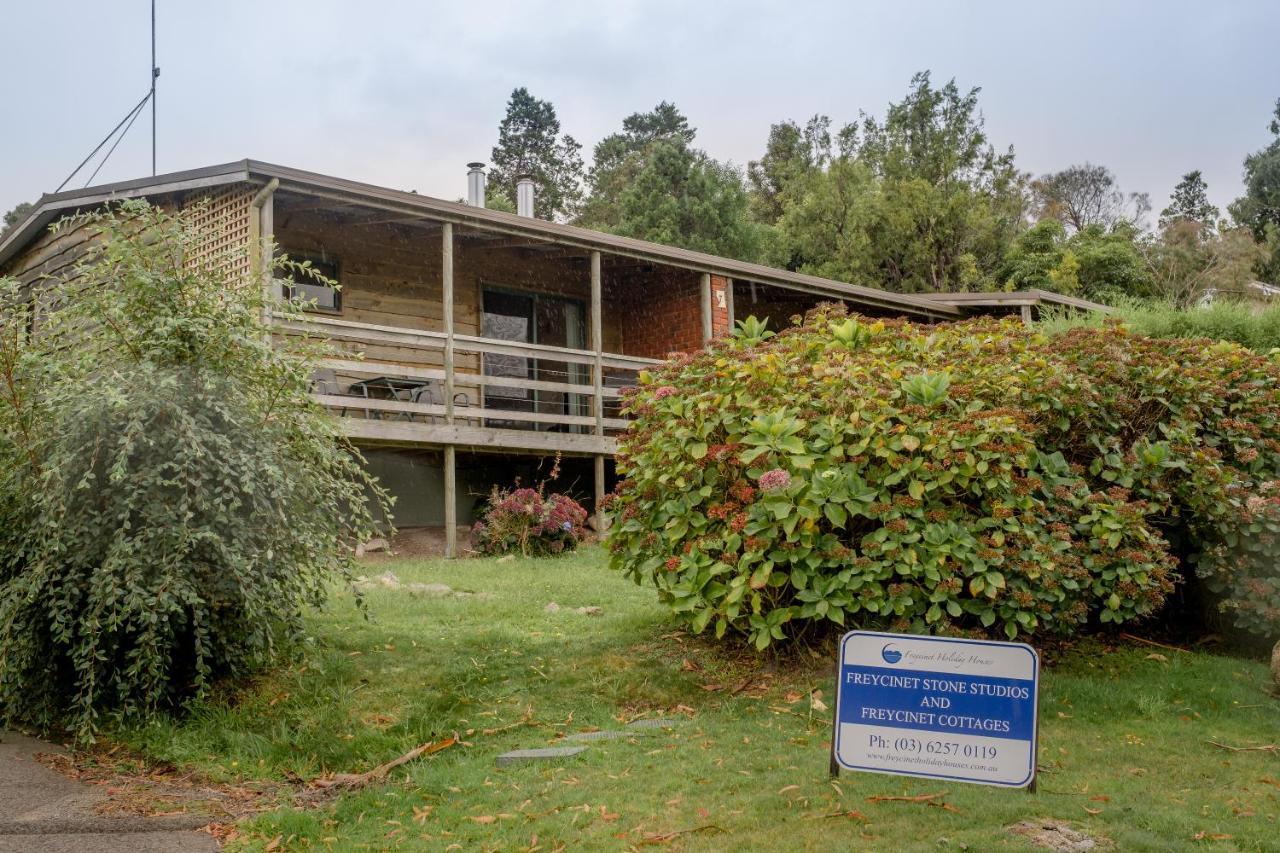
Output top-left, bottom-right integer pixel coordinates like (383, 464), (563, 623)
(579, 102), (695, 230)
(489, 88), (584, 220)
(1160, 170), (1220, 232)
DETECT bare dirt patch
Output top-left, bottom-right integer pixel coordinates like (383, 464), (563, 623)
(36, 747), (284, 824)
(1009, 818), (1108, 851)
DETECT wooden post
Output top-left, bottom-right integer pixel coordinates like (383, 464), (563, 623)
(249, 178), (279, 326)
(442, 223), (457, 559)
(726, 277), (735, 332)
(443, 223), (455, 424)
(591, 250), (606, 534)
(1020, 304), (1033, 326)
(699, 272), (712, 347)
(444, 445), (457, 559)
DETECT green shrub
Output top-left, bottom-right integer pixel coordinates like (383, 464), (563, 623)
(0, 201), (388, 738)
(608, 306), (1280, 649)
(472, 486), (589, 557)
(1039, 298), (1280, 354)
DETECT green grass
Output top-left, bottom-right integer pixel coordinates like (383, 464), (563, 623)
(115, 548), (1279, 851)
(1038, 298), (1280, 353)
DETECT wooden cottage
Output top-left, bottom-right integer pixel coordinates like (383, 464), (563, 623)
(0, 160), (1094, 555)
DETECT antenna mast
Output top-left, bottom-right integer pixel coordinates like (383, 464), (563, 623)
(151, 0), (158, 175)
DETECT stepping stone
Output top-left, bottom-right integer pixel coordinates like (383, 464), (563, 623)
(626, 718), (679, 730)
(564, 729), (646, 743)
(495, 746), (587, 767)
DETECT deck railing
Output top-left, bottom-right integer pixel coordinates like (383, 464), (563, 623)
(273, 313), (658, 441)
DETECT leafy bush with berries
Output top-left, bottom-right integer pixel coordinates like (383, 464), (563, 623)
(473, 487), (589, 557)
(607, 305), (1280, 649)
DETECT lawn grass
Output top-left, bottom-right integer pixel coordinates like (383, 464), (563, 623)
(115, 547), (1279, 851)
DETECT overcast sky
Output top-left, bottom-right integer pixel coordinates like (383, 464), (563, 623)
(2, 0), (1276, 221)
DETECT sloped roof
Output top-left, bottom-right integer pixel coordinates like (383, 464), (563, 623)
(0, 159), (961, 320)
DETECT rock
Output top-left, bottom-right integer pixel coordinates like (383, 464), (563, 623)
(496, 554), (517, 564)
(404, 582), (455, 596)
(545, 602), (603, 616)
(375, 571), (400, 588)
(494, 746), (587, 767)
(586, 514), (611, 533)
(564, 729), (647, 742)
(1008, 819), (1100, 852)
(626, 718), (679, 730)
(362, 537), (389, 553)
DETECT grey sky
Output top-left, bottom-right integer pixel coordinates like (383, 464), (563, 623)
(2, 0), (1276, 222)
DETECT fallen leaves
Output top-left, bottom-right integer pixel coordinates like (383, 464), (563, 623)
(1192, 831), (1234, 841)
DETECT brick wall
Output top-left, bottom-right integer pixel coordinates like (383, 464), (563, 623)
(613, 268), (731, 360)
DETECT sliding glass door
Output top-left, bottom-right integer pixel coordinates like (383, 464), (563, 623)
(481, 288), (587, 431)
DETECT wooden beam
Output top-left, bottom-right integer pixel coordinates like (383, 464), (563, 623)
(591, 250), (607, 537)
(594, 454), (606, 536)
(444, 445), (457, 559)
(591, 251), (603, 436)
(276, 314), (661, 370)
(700, 272), (712, 346)
(312, 394), (629, 429)
(726, 277), (735, 331)
(250, 178), (279, 326)
(339, 418), (618, 455)
(443, 221), (457, 557)
(315, 357), (627, 397)
(443, 222), (455, 423)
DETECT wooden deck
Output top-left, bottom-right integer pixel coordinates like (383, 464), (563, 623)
(276, 312), (655, 455)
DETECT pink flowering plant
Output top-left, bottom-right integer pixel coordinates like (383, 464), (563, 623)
(473, 486), (589, 557)
(607, 305), (1280, 650)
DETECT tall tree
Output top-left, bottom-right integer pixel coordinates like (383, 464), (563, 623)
(579, 102), (695, 231)
(1160, 170), (1219, 231)
(2, 202), (32, 235)
(1001, 219), (1152, 301)
(609, 138), (758, 261)
(747, 115), (831, 224)
(1228, 97), (1280, 282)
(489, 88), (584, 220)
(1031, 163), (1148, 232)
(775, 72), (1027, 293)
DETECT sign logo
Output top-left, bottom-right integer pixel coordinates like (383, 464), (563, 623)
(880, 644), (903, 664)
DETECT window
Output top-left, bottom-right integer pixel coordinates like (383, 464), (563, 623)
(281, 253), (341, 312)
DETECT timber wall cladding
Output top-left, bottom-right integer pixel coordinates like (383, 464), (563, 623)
(182, 184), (253, 281)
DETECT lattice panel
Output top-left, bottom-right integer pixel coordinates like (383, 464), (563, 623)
(183, 184), (253, 281)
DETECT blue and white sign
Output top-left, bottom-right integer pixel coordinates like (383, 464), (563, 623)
(833, 630), (1039, 788)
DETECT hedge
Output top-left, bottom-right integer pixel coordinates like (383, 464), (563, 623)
(607, 307), (1280, 649)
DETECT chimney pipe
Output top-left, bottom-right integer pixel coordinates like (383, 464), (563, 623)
(466, 162), (486, 208)
(516, 174), (535, 218)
